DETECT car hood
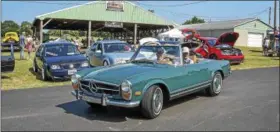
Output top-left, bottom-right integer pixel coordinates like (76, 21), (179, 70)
(45, 55), (87, 64)
(105, 52), (135, 60)
(215, 32), (239, 47)
(82, 63), (161, 84)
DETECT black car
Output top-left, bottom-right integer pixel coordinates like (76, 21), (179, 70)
(1, 43), (15, 73)
(33, 42), (89, 81)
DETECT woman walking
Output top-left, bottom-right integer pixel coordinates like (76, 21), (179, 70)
(26, 35), (33, 60)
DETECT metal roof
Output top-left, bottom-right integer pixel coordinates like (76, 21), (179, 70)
(34, 1), (177, 26)
(178, 18), (272, 30)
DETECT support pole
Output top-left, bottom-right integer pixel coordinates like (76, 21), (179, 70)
(134, 24), (138, 45)
(88, 21), (92, 48)
(269, 7), (271, 25)
(40, 20), (43, 44)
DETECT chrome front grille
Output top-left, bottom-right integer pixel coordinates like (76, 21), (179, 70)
(79, 80), (120, 95)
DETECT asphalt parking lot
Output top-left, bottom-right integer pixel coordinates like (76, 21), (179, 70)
(1, 67), (279, 131)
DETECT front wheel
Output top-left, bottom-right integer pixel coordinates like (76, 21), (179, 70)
(141, 85), (164, 119)
(33, 60), (38, 73)
(41, 67), (49, 81)
(206, 71), (223, 96)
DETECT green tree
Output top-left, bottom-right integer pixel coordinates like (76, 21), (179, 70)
(183, 16), (205, 25)
(1, 20), (20, 36)
(19, 21), (33, 36)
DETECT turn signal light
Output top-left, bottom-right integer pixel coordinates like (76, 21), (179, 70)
(72, 83), (79, 90)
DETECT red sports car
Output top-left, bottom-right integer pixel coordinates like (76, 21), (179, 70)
(190, 32), (245, 64)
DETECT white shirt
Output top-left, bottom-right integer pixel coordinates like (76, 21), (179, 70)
(184, 58), (194, 64)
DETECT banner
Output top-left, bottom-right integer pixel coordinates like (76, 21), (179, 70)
(106, 1), (124, 11)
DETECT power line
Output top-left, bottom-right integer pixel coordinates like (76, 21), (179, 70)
(136, 1), (208, 7)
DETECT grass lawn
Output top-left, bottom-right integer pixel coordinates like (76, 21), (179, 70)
(1, 46), (279, 90)
(231, 46), (279, 70)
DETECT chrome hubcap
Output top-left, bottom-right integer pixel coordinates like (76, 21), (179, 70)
(213, 74), (222, 93)
(152, 87), (163, 115)
(104, 61), (108, 66)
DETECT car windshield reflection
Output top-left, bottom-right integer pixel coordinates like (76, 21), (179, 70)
(104, 43), (133, 53)
(45, 44), (80, 57)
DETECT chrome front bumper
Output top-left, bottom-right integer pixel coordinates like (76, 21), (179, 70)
(71, 90), (140, 108)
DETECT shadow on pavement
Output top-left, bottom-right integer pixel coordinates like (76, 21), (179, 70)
(56, 91), (206, 122)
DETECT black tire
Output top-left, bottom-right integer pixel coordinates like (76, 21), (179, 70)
(209, 54), (218, 60)
(33, 60), (38, 73)
(206, 71), (223, 97)
(141, 85), (164, 119)
(86, 102), (104, 109)
(103, 60), (109, 66)
(41, 67), (49, 81)
(268, 53), (273, 57)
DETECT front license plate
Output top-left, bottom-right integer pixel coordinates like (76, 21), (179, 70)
(68, 69), (77, 75)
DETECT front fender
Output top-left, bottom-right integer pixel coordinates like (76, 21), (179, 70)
(142, 79), (171, 95)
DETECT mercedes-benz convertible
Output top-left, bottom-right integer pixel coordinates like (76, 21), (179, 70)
(70, 42), (232, 119)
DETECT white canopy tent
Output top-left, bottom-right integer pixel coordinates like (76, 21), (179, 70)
(157, 28), (185, 42)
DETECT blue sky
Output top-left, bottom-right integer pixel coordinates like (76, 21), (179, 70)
(2, 1), (279, 26)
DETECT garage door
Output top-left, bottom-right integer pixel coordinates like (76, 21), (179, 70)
(248, 33), (263, 47)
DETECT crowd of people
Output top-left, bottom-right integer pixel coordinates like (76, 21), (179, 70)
(18, 32), (37, 60)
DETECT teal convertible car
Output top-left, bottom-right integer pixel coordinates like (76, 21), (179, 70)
(71, 42), (232, 119)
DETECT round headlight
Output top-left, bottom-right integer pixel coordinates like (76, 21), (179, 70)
(51, 65), (60, 70)
(81, 62), (89, 67)
(121, 80), (132, 100)
(71, 74), (81, 84)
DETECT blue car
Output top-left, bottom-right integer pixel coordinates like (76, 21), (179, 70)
(85, 40), (135, 66)
(32, 42), (89, 81)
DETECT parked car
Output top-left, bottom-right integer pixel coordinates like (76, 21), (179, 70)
(70, 42), (232, 119)
(187, 32), (244, 64)
(1, 32), (20, 51)
(1, 43), (15, 73)
(85, 40), (135, 66)
(32, 42), (89, 81)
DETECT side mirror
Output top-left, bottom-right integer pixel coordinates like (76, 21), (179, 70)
(95, 50), (102, 54)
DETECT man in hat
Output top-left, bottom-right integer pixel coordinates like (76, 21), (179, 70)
(156, 48), (173, 65)
(182, 47), (194, 64)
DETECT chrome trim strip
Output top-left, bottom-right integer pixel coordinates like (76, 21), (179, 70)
(83, 79), (119, 87)
(71, 91), (139, 108)
(170, 83), (211, 100)
(171, 80), (212, 94)
(98, 87), (119, 92)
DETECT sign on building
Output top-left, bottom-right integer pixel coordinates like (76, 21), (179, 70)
(104, 21), (123, 28)
(106, 1), (124, 11)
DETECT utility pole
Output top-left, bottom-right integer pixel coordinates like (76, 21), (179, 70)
(274, 0), (277, 34)
(269, 7), (271, 25)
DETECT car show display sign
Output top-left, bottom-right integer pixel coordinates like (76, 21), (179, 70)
(104, 21), (123, 28)
(106, 1), (124, 11)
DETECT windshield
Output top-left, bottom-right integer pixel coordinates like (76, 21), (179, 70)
(103, 43), (132, 53)
(45, 44), (80, 57)
(208, 39), (217, 46)
(131, 46), (181, 65)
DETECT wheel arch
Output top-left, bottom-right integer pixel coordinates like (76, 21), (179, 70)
(212, 69), (224, 79)
(142, 80), (171, 102)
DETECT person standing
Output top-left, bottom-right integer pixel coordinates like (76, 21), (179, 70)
(19, 32), (26, 60)
(26, 35), (33, 59)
